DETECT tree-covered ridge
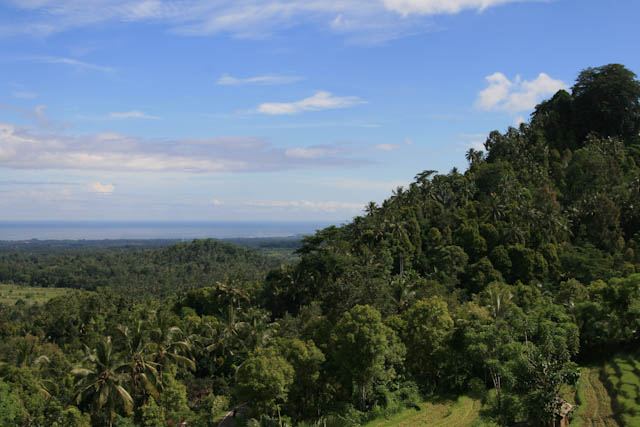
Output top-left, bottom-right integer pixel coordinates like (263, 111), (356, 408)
(0, 238), (284, 297)
(1, 64), (640, 426)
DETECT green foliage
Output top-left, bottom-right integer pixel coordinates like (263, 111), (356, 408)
(140, 397), (167, 426)
(331, 305), (405, 410)
(572, 64), (640, 144)
(0, 238), (282, 297)
(397, 297), (453, 389)
(235, 346), (294, 417)
(57, 406), (91, 427)
(0, 379), (23, 427)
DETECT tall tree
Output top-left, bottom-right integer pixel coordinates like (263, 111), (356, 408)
(330, 305), (405, 410)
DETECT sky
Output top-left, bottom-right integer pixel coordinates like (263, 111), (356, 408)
(0, 0), (639, 223)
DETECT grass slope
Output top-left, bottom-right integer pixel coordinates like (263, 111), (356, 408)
(366, 396), (481, 427)
(603, 355), (640, 425)
(570, 366), (618, 427)
(0, 283), (73, 305)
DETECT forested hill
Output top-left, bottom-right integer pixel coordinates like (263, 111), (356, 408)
(263, 63), (640, 320)
(0, 238), (284, 296)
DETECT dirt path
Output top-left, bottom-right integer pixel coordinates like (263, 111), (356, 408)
(579, 367), (618, 427)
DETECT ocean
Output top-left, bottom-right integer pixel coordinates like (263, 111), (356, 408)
(0, 221), (339, 241)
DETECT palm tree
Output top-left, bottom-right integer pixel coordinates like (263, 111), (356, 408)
(73, 336), (133, 427)
(149, 315), (195, 384)
(391, 274), (417, 313)
(116, 322), (159, 406)
(384, 215), (413, 276)
(364, 201), (378, 217)
(466, 148), (484, 165)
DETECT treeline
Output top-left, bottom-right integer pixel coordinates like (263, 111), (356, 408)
(1, 64), (640, 427)
(0, 239), (283, 297)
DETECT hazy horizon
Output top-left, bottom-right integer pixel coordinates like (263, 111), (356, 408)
(0, 220), (337, 241)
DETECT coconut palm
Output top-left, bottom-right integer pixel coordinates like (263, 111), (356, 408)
(116, 322), (159, 406)
(73, 336), (133, 427)
(149, 315), (195, 383)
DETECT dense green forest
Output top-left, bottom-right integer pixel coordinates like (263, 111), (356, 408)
(1, 63), (640, 427)
(0, 238), (289, 297)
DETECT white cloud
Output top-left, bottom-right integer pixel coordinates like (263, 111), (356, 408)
(109, 110), (160, 120)
(22, 56), (114, 72)
(373, 144), (400, 151)
(89, 181), (115, 193)
(476, 72), (567, 112)
(217, 74), (303, 85)
(0, 122), (367, 173)
(2, 0), (536, 42)
(211, 199), (224, 206)
(457, 132), (486, 151)
(256, 91), (365, 115)
(381, 0), (519, 16)
(285, 146), (341, 158)
(13, 91), (37, 99)
(476, 72), (513, 111)
(244, 200), (365, 213)
(463, 140), (486, 151)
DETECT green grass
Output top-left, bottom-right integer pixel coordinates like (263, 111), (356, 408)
(568, 366), (618, 427)
(366, 396), (481, 427)
(602, 354), (640, 424)
(0, 283), (74, 305)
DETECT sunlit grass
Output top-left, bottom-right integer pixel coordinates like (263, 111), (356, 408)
(0, 283), (73, 305)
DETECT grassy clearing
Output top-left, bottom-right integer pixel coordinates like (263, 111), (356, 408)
(569, 366), (618, 427)
(603, 354), (640, 426)
(0, 283), (73, 305)
(366, 396), (481, 427)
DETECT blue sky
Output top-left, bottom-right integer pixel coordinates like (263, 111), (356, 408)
(0, 0), (639, 223)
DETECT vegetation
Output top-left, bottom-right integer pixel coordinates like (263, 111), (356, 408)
(603, 355), (640, 425)
(0, 283), (73, 305)
(569, 366), (618, 427)
(1, 63), (640, 426)
(0, 238), (286, 297)
(365, 396), (482, 427)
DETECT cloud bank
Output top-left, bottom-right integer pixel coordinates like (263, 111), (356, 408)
(0, 122), (368, 173)
(244, 200), (365, 213)
(3, 0), (534, 41)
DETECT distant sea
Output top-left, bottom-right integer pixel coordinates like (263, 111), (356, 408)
(0, 221), (339, 241)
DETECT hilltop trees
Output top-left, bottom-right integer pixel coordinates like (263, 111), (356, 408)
(572, 64), (640, 144)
